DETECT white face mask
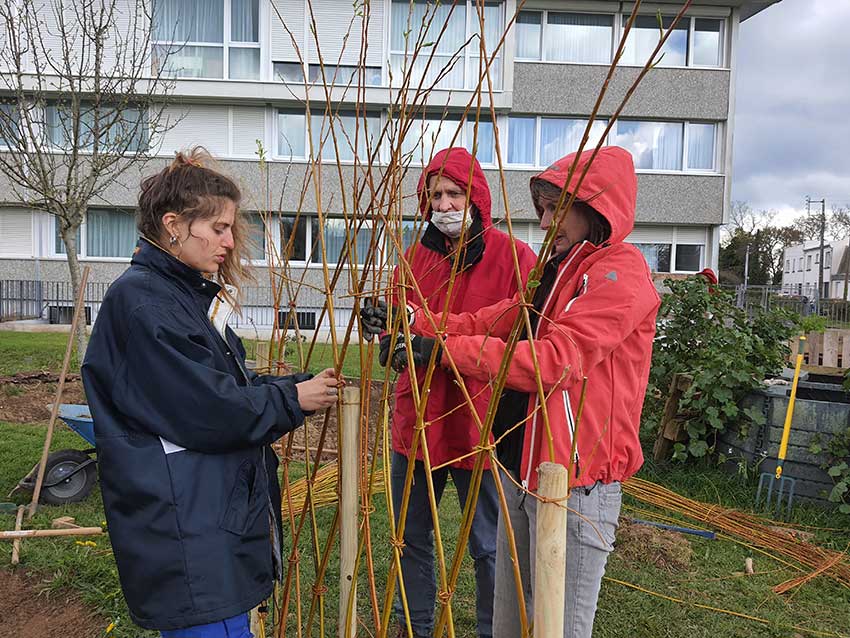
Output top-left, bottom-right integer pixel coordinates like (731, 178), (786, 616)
(431, 209), (472, 238)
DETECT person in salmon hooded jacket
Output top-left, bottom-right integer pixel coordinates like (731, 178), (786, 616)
(361, 147), (536, 638)
(369, 146), (661, 638)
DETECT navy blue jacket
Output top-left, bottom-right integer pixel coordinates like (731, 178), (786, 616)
(82, 239), (309, 631)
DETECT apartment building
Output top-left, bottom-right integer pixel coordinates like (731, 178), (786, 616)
(782, 240), (849, 300)
(0, 0), (781, 329)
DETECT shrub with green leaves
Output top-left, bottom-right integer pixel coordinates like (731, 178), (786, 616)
(809, 429), (850, 514)
(646, 277), (800, 461)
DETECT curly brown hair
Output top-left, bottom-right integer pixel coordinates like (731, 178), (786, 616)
(137, 147), (253, 291)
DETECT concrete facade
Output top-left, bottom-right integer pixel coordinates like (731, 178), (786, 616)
(0, 0), (779, 328)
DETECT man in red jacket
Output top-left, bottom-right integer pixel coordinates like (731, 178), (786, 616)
(362, 147), (536, 638)
(380, 146), (660, 638)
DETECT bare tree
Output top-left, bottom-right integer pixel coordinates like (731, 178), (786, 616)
(0, 0), (176, 357)
(724, 200), (777, 237)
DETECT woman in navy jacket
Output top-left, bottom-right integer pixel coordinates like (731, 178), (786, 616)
(82, 148), (340, 636)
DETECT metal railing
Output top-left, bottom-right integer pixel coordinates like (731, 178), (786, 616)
(724, 284), (850, 328)
(0, 279), (351, 331)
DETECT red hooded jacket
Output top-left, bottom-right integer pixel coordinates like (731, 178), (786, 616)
(391, 148), (537, 470)
(412, 147), (660, 489)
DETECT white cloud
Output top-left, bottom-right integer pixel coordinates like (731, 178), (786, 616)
(731, 0), (850, 216)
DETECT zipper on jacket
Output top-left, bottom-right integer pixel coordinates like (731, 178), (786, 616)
(523, 243), (587, 489)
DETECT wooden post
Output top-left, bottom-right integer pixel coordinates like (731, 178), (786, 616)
(10, 505), (25, 565)
(28, 266), (90, 518)
(1, 526), (103, 540)
(534, 462), (569, 638)
(652, 373), (694, 461)
(339, 386), (359, 638)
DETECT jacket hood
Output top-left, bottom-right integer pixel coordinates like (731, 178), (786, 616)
(417, 147), (492, 228)
(530, 146), (636, 244)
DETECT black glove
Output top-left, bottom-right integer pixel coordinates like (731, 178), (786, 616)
(360, 299), (388, 337)
(379, 334), (440, 372)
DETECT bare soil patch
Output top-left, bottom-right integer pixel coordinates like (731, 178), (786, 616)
(0, 375), (87, 423)
(0, 569), (103, 638)
(614, 520), (693, 572)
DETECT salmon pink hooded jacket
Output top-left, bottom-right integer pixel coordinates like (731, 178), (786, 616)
(391, 148), (537, 470)
(411, 146), (660, 490)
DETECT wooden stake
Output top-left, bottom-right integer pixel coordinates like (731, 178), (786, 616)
(534, 462), (569, 638)
(2, 526), (103, 540)
(10, 505), (25, 564)
(28, 266), (91, 519)
(338, 386), (359, 638)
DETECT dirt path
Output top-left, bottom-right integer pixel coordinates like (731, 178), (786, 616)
(0, 569), (104, 638)
(0, 375), (87, 424)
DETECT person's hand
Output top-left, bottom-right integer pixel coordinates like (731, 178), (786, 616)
(296, 368), (343, 411)
(379, 334), (440, 372)
(359, 299), (387, 337)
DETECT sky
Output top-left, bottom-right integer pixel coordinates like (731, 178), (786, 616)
(732, 0), (850, 225)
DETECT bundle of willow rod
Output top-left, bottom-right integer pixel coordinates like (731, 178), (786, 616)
(623, 477), (850, 588)
(285, 462), (386, 514)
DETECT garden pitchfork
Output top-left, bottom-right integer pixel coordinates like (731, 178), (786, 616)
(756, 335), (805, 520)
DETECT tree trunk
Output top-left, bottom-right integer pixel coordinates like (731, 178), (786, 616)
(61, 226), (88, 361)
(844, 240), (849, 301)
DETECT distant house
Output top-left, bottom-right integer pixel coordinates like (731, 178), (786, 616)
(781, 240), (848, 299)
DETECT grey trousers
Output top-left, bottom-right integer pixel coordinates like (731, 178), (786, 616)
(492, 471), (622, 638)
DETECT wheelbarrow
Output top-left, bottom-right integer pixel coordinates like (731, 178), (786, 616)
(11, 404), (98, 505)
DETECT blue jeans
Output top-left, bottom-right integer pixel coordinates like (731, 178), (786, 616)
(391, 451), (498, 638)
(160, 613), (252, 638)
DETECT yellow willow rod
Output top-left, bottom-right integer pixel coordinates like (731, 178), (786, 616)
(436, 1), (701, 633)
(604, 577), (848, 638)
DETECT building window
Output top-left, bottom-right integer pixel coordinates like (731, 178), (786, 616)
(308, 64), (382, 86)
(246, 213), (267, 262)
(807, 255), (812, 270)
(311, 111), (381, 162)
(277, 110), (307, 159)
(516, 13), (723, 68)
(397, 113), (495, 166)
(635, 243), (671, 272)
(515, 11), (542, 59)
(152, 0), (260, 80)
(515, 11), (613, 64)
(45, 102), (148, 152)
(675, 244), (702, 272)
(785, 259), (790, 273)
(0, 102), (21, 148)
(280, 215), (312, 262)
(826, 250), (832, 269)
(389, 1), (504, 91)
(312, 219), (372, 265)
(687, 123), (716, 171)
(623, 14), (688, 67)
(55, 209), (137, 258)
(506, 116), (606, 167)
(693, 19), (724, 67)
(612, 121), (683, 171)
(273, 61), (304, 83)
(545, 13), (613, 64)
(633, 241), (703, 273)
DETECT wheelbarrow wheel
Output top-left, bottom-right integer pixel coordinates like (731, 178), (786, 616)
(41, 449), (97, 505)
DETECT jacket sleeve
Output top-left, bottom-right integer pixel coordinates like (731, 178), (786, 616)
(412, 238), (540, 339)
(114, 304), (307, 453)
(440, 248), (660, 393)
(231, 330), (313, 388)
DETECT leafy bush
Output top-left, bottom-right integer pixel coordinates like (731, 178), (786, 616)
(809, 429), (850, 514)
(646, 277), (800, 461)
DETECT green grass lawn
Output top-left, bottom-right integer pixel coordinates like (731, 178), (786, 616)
(0, 331), (382, 380)
(2, 418), (849, 638)
(2, 332), (849, 637)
